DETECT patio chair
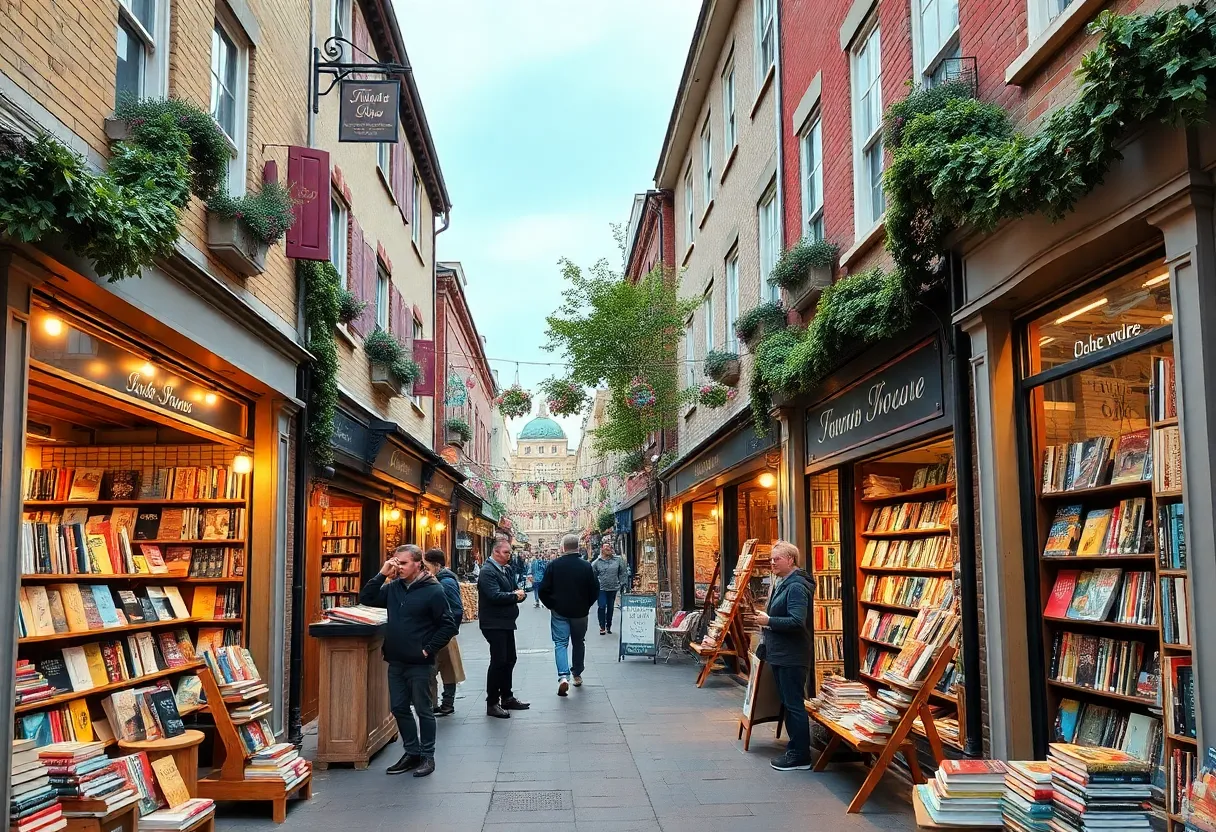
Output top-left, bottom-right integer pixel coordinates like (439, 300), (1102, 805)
(656, 610), (700, 663)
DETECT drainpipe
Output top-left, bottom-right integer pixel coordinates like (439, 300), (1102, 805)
(287, 362), (311, 747)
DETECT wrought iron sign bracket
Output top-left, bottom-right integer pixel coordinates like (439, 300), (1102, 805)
(313, 36), (410, 114)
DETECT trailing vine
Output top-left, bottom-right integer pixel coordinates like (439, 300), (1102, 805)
(746, 5), (1216, 432)
(299, 259), (341, 468)
(207, 181), (296, 246)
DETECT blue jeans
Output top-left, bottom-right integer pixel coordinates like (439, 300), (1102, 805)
(771, 664), (811, 758)
(533, 583), (542, 603)
(551, 614), (588, 679)
(597, 590), (618, 630)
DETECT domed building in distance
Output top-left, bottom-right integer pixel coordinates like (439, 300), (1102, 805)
(508, 401), (576, 554)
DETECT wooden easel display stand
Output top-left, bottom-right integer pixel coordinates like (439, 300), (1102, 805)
(808, 644), (956, 814)
(194, 666), (312, 823)
(690, 540), (760, 688)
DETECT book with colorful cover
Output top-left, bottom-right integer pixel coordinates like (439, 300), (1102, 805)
(1111, 429), (1151, 484)
(1044, 570), (1080, 619)
(1066, 568), (1122, 621)
(68, 469), (104, 502)
(1076, 510), (1114, 556)
(1043, 504), (1083, 558)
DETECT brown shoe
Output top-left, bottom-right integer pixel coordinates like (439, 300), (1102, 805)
(572, 676), (582, 687)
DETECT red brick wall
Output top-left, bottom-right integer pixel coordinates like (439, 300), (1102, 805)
(434, 273), (495, 472)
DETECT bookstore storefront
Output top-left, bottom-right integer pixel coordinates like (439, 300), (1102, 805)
(799, 328), (980, 755)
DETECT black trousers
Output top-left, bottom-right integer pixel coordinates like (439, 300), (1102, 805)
(481, 628), (517, 704)
(771, 663), (811, 757)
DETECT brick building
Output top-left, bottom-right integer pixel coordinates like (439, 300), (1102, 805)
(434, 261), (497, 474)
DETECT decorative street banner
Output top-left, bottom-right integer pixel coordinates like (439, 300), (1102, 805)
(338, 80), (400, 142)
(618, 593), (657, 662)
(412, 339), (435, 396)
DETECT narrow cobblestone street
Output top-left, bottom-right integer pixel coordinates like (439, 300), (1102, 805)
(225, 603), (917, 831)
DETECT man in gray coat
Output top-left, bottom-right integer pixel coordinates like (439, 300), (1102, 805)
(591, 543), (629, 635)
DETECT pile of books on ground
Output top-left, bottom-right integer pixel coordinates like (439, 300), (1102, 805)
(1049, 743), (1151, 832)
(916, 759), (1006, 826)
(321, 604), (385, 626)
(9, 739), (63, 832)
(1003, 761), (1053, 832)
(808, 675), (871, 731)
(40, 742), (134, 811)
(247, 744), (311, 789)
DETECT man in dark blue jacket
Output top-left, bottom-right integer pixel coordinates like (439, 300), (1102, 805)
(754, 540), (814, 771)
(423, 548), (465, 717)
(359, 544), (457, 778)
(478, 537), (529, 718)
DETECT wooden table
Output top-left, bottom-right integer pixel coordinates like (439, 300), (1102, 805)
(118, 729), (205, 797)
(307, 620), (396, 769)
(60, 798), (138, 832)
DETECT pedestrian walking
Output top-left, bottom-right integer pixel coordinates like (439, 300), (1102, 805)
(529, 554), (548, 607)
(538, 534), (599, 696)
(592, 543), (628, 635)
(510, 548), (528, 589)
(423, 548), (466, 717)
(478, 536), (530, 718)
(358, 544), (457, 778)
(754, 540), (814, 771)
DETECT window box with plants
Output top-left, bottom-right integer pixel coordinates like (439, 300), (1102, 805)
(734, 301), (788, 352)
(703, 350), (741, 386)
(206, 181), (295, 277)
(445, 417), (473, 449)
(363, 328), (421, 397)
(768, 238), (837, 313)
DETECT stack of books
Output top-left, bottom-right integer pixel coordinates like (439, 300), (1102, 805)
(39, 742), (130, 808)
(1048, 743), (1151, 832)
(1003, 761), (1053, 832)
(140, 799), (215, 831)
(202, 646), (268, 699)
(808, 676), (871, 729)
(15, 661), (56, 706)
(915, 759), (1007, 826)
(1183, 747), (1216, 831)
(853, 699), (900, 743)
(246, 744), (310, 788)
(9, 739), (63, 832)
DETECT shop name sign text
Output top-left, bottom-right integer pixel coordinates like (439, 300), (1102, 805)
(126, 373), (194, 415)
(805, 339), (944, 463)
(1073, 322), (1142, 358)
(338, 80), (400, 143)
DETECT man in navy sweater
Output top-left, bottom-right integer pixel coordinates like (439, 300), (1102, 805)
(360, 544), (457, 778)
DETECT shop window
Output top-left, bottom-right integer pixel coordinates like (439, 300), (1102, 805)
(736, 477), (778, 550)
(209, 16), (249, 196)
(808, 470), (843, 692)
(1020, 257), (1186, 773)
(691, 497), (720, 604)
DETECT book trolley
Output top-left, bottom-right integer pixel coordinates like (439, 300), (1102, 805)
(690, 540), (767, 687)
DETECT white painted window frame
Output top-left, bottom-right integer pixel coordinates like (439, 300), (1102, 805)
(725, 251), (739, 351)
(210, 11), (250, 197)
(850, 20), (884, 233)
(701, 115), (714, 205)
(910, 0), (960, 84)
(800, 115), (824, 241)
(758, 185), (780, 303)
(722, 58), (737, 151)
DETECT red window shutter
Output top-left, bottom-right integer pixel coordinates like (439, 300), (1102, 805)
(359, 243), (377, 334)
(389, 284), (405, 339)
(285, 146), (330, 261)
(347, 218), (366, 336)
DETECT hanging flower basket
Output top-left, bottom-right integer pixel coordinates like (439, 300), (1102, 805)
(495, 385), (532, 419)
(540, 377), (588, 417)
(698, 383), (735, 409)
(704, 350), (741, 386)
(626, 377), (656, 410)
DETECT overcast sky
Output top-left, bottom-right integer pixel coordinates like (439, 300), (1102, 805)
(396, 0), (700, 452)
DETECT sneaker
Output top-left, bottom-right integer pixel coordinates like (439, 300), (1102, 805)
(599, 628), (606, 635)
(412, 757), (436, 778)
(387, 753), (422, 775)
(572, 676), (582, 687)
(501, 697), (531, 710)
(606, 629), (612, 634)
(770, 751), (813, 771)
(558, 678), (569, 697)
(487, 703), (510, 719)
(435, 702), (455, 717)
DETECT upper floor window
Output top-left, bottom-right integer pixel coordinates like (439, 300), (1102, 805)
(701, 116), (714, 205)
(758, 186), (780, 302)
(538, 445), (545, 455)
(411, 318), (423, 405)
(725, 250), (740, 350)
(684, 166), (695, 249)
(551, 445), (557, 454)
(703, 284), (715, 355)
(378, 142), (391, 177)
(115, 0), (167, 100)
(722, 60), (737, 151)
(800, 116), (824, 241)
(851, 22), (884, 231)
(1030, 0), (1075, 40)
(375, 264), (389, 330)
(330, 196), (348, 289)
(525, 447), (531, 455)
(756, 0), (775, 82)
(411, 172), (422, 246)
(210, 17), (249, 196)
(914, 0), (960, 84)
(685, 318), (696, 390)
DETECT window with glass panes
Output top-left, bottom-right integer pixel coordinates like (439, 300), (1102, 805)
(725, 252), (739, 350)
(685, 319), (696, 390)
(684, 167), (695, 248)
(376, 265), (389, 330)
(722, 61), (737, 150)
(703, 285), (715, 354)
(801, 116), (824, 241)
(916, 0), (959, 84)
(759, 188), (780, 302)
(756, 0), (775, 81)
(115, 0), (157, 100)
(701, 117), (714, 204)
(210, 20), (245, 194)
(330, 197), (348, 289)
(411, 172), (422, 245)
(852, 23), (884, 229)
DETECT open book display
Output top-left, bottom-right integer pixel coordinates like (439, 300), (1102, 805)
(690, 540), (763, 688)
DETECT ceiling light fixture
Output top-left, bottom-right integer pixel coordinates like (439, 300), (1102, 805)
(232, 448), (253, 475)
(757, 472), (776, 489)
(1054, 298), (1108, 325)
(43, 316), (64, 336)
(1143, 272), (1170, 288)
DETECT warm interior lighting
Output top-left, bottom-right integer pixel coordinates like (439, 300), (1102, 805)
(419, 514), (429, 527)
(388, 506), (401, 522)
(321, 516), (330, 530)
(1163, 313), (1175, 323)
(757, 472), (776, 489)
(42, 316), (64, 336)
(1143, 272), (1170, 288)
(204, 392), (218, 405)
(139, 361), (156, 378)
(435, 521), (446, 532)
(710, 508), (719, 519)
(1054, 298), (1108, 325)
(1038, 336), (1055, 346)
(231, 450), (253, 475)
(665, 510), (675, 522)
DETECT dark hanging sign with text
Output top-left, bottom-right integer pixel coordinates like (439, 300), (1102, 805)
(805, 339), (944, 463)
(338, 80), (400, 143)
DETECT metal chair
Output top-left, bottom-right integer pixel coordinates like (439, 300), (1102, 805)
(656, 610), (700, 663)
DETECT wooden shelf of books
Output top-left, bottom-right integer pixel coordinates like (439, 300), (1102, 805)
(320, 507), (362, 613)
(192, 648), (310, 823)
(690, 540), (767, 688)
(1034, 354), (1194, 830)
(809, 472), (844, 692)
(15, 451), (249, 762)
(854, 447), (967, 753)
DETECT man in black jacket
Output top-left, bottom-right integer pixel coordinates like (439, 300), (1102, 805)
(478, 537), (529, 718)
(359, 544), (457, 777)
(538, 533), (599, 695)
(754, 540), (814, 771)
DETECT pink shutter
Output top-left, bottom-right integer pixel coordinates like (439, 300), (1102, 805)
(285, 146), (330, 261)
(412, 340), (435, 397)
(360, 243), (377, 333)
(401, 148), (413, 225)
(347, 218), (366, 336)
(389, 284), (405, 340)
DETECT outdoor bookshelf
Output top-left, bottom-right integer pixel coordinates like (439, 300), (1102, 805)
(690, 539), (765, 687)
(809, 471), (844, 692)
(319, 505), (362, 612)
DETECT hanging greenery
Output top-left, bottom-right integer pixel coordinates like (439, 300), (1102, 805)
(206, 180), (296, 246)
(336, 289), (367, 324)
(619, 448), (646, 476)
(625, 377), (657, 410)
(767, 238), (839, 291)
(746, 5), (1216, 432)
(734, 300), (788, 348)
(362, 327), (422, 389)
(539, 377), (589, 417)
(703, 349), (740, 383)
(444, 417), (473, 444)
(495, 385), (533, 419)
(0, 97), (296, 281)
(597, 508), (616, 533)
(298, 259), (341, 468)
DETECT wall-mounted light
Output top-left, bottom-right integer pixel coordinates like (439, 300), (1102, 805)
(232, 448), (253, 475)
(388, 506), (402, 522)
(711, 508), (719, 519)
(435, 521), (446, 532)
(204, 392), (218, 405)
(139, 361), (156, 378)
(757, 472), (776, 489)
(664, 510), (674, 523)
(419, 514), (429, 528)
(43, 316), (64, 336)
(322, 516), (330, 530)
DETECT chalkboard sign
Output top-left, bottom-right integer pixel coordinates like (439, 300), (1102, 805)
(618, 593), (657, 662)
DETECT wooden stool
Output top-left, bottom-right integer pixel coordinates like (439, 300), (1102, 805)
(60, 799), (138, 832)
(118, 730), (206, 797)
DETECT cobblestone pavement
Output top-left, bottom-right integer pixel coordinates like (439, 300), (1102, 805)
(222, 601), (918, 830)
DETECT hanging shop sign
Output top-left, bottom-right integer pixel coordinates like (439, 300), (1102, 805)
(30, 308), (248, 439)
(331, 410), (369, 461)
(668, 420), (779, 498)
(425, 469), (456, 503)
(805, 338), (944, 463)
(480, 500), (501, 523)
(618, 594), (657, 662)
(372, 440), (422, 489)
(337, 80), (400, 142)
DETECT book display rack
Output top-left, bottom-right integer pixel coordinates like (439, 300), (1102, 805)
(691, 540), (766, 687)
(809, 471), (844, 692)
(319, 502), (362, 612)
